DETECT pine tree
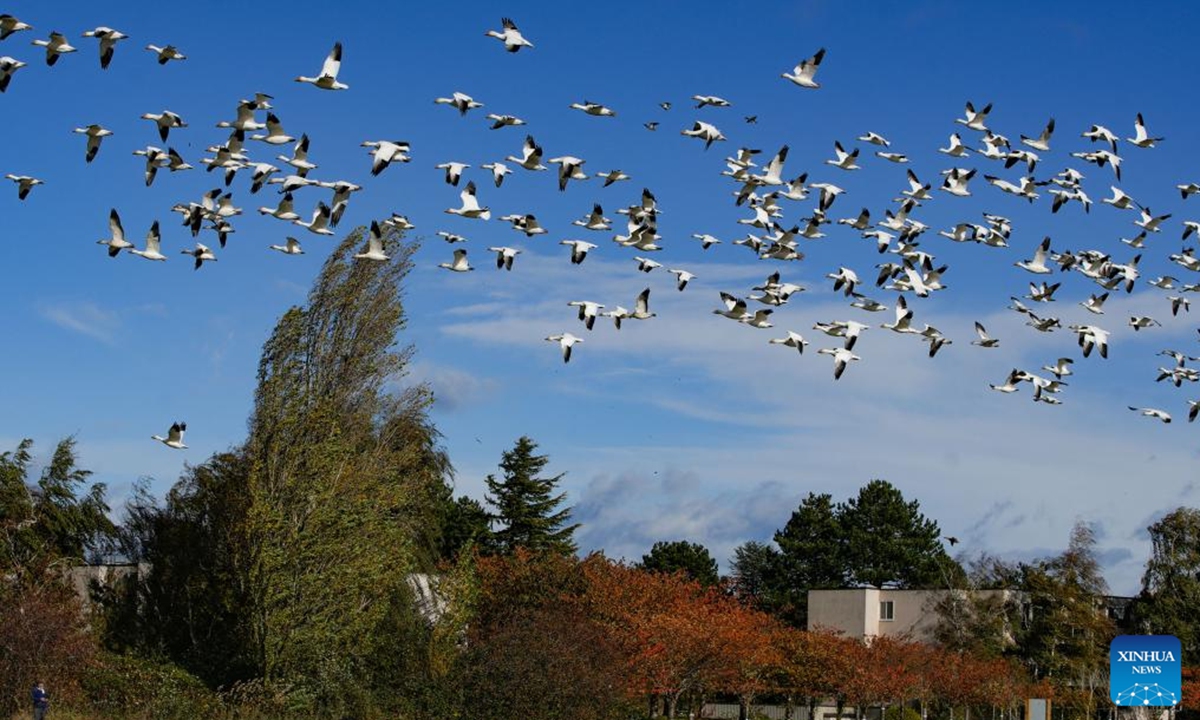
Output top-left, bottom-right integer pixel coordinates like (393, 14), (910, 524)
(484, 437), (578, 556)
(640, 540), (720, 587)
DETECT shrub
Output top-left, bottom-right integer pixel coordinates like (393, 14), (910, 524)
(80, 652), (222, 720)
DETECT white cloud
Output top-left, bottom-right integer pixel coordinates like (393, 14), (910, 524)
(38, 301), (121, 344)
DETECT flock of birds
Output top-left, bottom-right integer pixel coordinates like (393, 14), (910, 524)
(3, 11), (1200, 450)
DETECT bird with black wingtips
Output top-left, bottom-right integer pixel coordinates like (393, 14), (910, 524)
(145, 43), (186, 64)
(486, 17), (533, 52)
(5, 174), (43, 200)
(782, 47), (825, 88)
(296, 42), (348, 90)
(81, 26), (128, 69)
(152, 422), (188, 449)
(31, 31), (76, 65)
(97, 209), (133, 258)
(0, 56), (25, 92)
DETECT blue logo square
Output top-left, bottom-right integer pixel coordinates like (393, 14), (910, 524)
(1110, 635), (1182, 706)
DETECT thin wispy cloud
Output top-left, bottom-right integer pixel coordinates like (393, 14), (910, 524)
(38, 301), (121, 344)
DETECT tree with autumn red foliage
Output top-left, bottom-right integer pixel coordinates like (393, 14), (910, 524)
(1182, 667), (1200, 717)
(706, 600), (785, 720)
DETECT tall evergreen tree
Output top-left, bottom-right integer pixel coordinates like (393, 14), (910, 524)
(1135, 507), (1200, 655)
(773, 492), (845, 627)
(439, 494), (494, 560)
(729, 540), (781, 608)
(640, 540), (720, 587)
(838, 479), (951, 589)
(484, 437), (578, 556)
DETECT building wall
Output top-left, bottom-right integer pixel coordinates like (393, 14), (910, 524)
(807, 588), (1019, 642)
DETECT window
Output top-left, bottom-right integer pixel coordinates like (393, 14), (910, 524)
(880, 600), (894, 621)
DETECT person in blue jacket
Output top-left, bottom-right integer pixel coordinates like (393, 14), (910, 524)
(31, 681), (50, 720)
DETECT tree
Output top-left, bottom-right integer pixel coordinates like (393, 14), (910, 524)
(0, 437), (114, 572)
(484, 436), (578, 556)
(439, 494), (493, 560)
(729, 541), (780, 607)
(1134, 507), (1200, 656)
(838, 479), (952, 589)
(773, 492), (845, 626)
(1017, 522), (1114, 718)
(641, 540), (720, 587)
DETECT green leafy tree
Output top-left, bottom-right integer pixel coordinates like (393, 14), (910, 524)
(1134, 507), (1200, 655)
(439, 494), (494, 560)
(242, 224), (452, 714)
(0, 437), (114, 572)
(484, 436), (578, 556)
(640, 540), (720, 587)
(772, 492), (845, 626)
(728, 541), (780, 607)
(838, 479), (952, 589)
(1018, 522), (1115, 717)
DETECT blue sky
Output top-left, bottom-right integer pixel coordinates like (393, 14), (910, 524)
(2, 0), (1199, 594)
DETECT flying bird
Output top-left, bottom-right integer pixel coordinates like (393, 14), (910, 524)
(782, 48), (825, 88)
(485, 18), (534, 52)
(296, 42), (348, 90)
(151, 422), (188, 449)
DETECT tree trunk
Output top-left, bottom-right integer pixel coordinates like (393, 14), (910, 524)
(668, 694), (679, 719)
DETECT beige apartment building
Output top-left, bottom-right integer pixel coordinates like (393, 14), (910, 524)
(806, 587), (1022, 641)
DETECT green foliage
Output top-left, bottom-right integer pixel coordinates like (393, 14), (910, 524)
(243, 225), (452, 711)
(1016, 522), (1114, 716)
(0, 437), (114, 572)
(1135, 507), (1200, 655)
(81, 652), (223, 720)
(640, 540), (720, 587)
(772, 492), (847, 626)
(729, 540), (780, 607)
(484, 436), (578, 556)
(440, 494), (493, 560)
(883, 706), (923, 720)
(839, 479), (949, 589)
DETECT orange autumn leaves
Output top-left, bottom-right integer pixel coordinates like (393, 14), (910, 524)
(469, 550), (1030, 715)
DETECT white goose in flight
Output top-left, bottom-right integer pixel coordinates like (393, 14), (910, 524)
(141, 110), (187, 142)
(129, 221), (167, 261)
(146, 43), (186, 64)
(817, 347), (860, 380)
(781, 48), (825, 88)
(955, 101), (992, 132)
(1020, 118), (1055, 152)
(31, 32), (77, 66)
(668, 269), (695, 291)
(259, 193), (300, 221)
(568, 301), (605, 331)
(81, 26), (128, 69)
(5, 174), (43, 200)
(251, 114), (295, 145)
(681, 121), (726, 149)
(435, 91), (484, 116)
(487, 246), (522, 271)
(560, 240), (597, 265)
(269, 237), (304, 255)
(1127, 113), (1163, 148)
(573, 204), (611, 231)
(971, 322), (999, 348)
(445, 181), (491, 220)
(1069, 324), (1110, 359)
(0, 14), (32, 40)
(1015, 237), (1053, 274)
(1128, 406), (1171, 424)
(545, 334), (583, 363)
(74, 124), (113, 163)
(152, 422), (188, 449)
(486, 18), (534, 52)
(0, 56), (25, 92)
(481, 162), (511, 187)
(436, 162), (469, 187)
(181, 242), (217, 270)
(549, 156), (588, 191)
(296, 42), (348, 90)
(506, 134), (546, 171)
(569, 100), (616, 117)
(362, 140), (411, 176)
(825, 141), (860, 170)
(294, 202), (335, 235)
(97, 209), (133, 257)
(354, 222), (390, 262)
(769, 331), (809, 354)
(487, 114), (526, 130)
(628, 288), (656, 320)
(439, 248), (473, 272)
(814, 320), (869, 350)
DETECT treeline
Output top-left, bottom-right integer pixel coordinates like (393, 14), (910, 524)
(2, 225), (1200, 719)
